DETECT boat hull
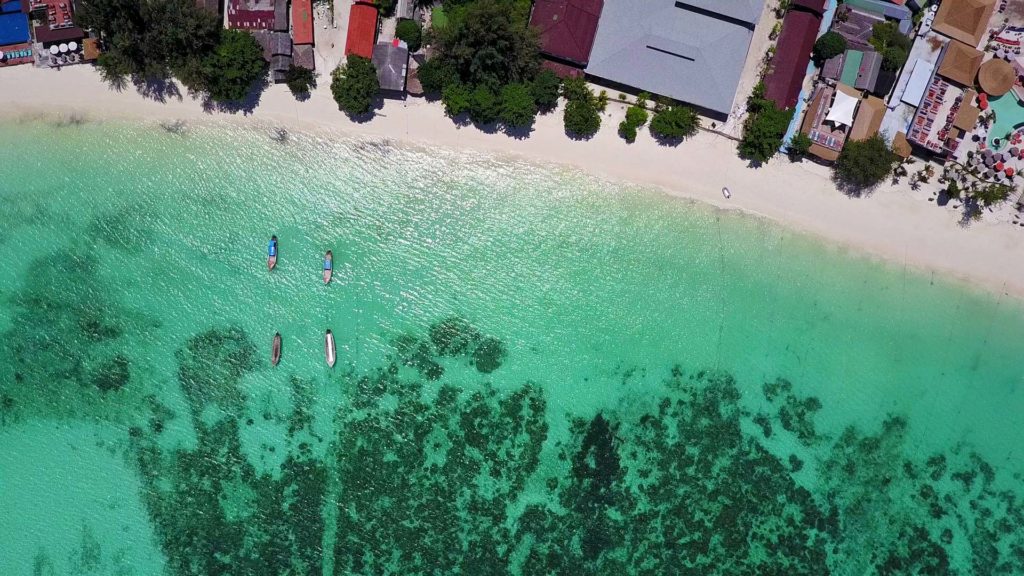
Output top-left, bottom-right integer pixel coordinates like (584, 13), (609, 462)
(271, 333), (281, 366)
(324, 269), (332, 284)
(325, 332), (336, 367)
(268, 255), (277, 271)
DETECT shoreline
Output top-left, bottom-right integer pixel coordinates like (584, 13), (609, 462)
(3, 64), (1023, 298)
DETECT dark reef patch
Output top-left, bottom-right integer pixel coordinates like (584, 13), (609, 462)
(86, 206), (158, 253)
(121, 318), (1024, 576)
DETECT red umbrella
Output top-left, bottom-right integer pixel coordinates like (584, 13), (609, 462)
(1006, 167), (1015, 177)
(995, 161), (1005, 171)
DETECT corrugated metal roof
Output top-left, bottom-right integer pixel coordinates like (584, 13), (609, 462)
(345, 2), (377, 59)
(291, 0), (312, 45)
(584, 0), (757, 115)
(763, 9), (820, 110)
(529, 0), (603, 65)
(372, 40), (409, 92)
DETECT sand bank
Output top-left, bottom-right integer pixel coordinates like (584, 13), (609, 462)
(1, 65), (1022, 297)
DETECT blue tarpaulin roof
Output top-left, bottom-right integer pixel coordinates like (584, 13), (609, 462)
(0, 0), (22, 13)
(0, 12), (29, 45)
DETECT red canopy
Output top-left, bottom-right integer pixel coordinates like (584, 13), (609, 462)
(1006, 166), (1015, 176)
(995, 161), (1005, 171)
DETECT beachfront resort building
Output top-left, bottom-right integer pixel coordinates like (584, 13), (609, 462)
(373, 39), (410, 97)
(528, 0), (603, 77)
(582, 0), (764, 119)
(763, 0), (826, 110)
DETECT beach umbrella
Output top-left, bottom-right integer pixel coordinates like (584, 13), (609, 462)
(58, 43), (68, 53)
(68, 41), (77, 51)
(984, 156), (995, 167)
(0, 51), (4, 60)
(49, 45), (58, 55)
(987, 169), (996, 179)
(1011, 146), (1020, 157)
(996, 161), (1005, 171)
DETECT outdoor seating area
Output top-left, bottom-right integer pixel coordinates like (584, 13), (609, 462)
(908, 76), (960, 152)
(0, 43), (32, 66)
(34, 0), (74, 29)
(43, 39), (80, 65)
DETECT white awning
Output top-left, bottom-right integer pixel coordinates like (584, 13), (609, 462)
(902, 58), (936, 107)
(826, 89), (859, 127)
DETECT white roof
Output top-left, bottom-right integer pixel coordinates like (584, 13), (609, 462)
(902, 58), (936, 107)
(826, 89), (859, 127)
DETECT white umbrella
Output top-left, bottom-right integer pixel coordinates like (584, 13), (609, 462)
(68, 41), (77, 51)
(49, 44), (59, 55)
(0, 51), (5, 60)
(59, 43), (68, 53)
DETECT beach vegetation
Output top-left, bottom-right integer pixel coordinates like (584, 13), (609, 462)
(530, 69), (562, 111)
(619, 120), (638, 143)
(833, 134), (899, 191)
(787, 132), (812, 159)
(499, 83), (538, 128)
(285, 64), (317, 97)
(812, 31), (847, 64)
(972, 183), (1014, 207)
(649, 105), (700, 142)
(77, 0), (267, 102)
(200, 30), (267, 102)
(561, 78), (601, 138)
(378, 0), (396, 16)
(331, 56), (380, 116)
(739, 84), (794, 163)
(468, 85), (501, 124)
(396, 18), (423, 52)
(869, 21), (911, 71)
(441, 82), (473, 116)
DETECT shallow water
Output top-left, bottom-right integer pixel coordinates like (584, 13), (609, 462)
(1, 119), (1023, 575)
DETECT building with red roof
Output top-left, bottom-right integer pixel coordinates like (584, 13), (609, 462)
(529, 0), (603, 68)
(345, 2), (377, 59)
(763, 8), (821, 110)
(292, 0), (313, 45)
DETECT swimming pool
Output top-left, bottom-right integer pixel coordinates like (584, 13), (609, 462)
(987, 92), (1024, 146)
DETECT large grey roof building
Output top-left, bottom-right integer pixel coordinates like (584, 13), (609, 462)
(584, 0), (763, 117)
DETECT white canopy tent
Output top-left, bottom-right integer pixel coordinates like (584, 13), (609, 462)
(826, 89), (859, 128)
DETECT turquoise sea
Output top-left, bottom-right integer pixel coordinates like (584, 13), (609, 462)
(1, 118), (1023, 575)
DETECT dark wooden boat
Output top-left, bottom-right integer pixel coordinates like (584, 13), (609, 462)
(323, 250), (333, 285)
(268, 235), (278, 271)
(325, 329), (336, 368)
(271, 332), (282, 366)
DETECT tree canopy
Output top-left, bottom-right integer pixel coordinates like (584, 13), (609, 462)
(499, 83), (538, 128)
(202, 30), (266, 102)
(869, 22), (911, 71)
(649, 106), (700, 142)
(396, 19), (423, 53)
(331, 56), (380, 116)
(739, 87), (794, 163)
(562, 78), (601, 139)
(833, 134), (899, 191)
(813, 31), (847, 64)
(77, 0), (266, 102)
(530, 70), (562, 112)
(285, 65), (316, 97)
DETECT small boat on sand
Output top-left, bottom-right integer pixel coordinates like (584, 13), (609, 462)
(722, 187), (731, 199)
(267, 235), (278, 271)
(325, 329), (336, 368)
(323, 250), (333, 284)
(271, 332), (282, 366)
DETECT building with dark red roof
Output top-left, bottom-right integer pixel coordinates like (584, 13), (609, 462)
(762, 8), (821, 110)
(529, 0), (603, 68)
(291, 0), (312, 45)
(345, 2), (377, 59)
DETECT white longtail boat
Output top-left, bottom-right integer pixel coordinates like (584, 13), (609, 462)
(325, 329), (336, 368)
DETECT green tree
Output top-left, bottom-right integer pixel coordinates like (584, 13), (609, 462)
(788, 132), (812, 159)
(417, 58), (458, 94)
(431, 0), (540, 91)
(564, 99), (601, 138)
(972, 183), (1013, 207)
(201, 29), (266, 102)
(649, 105), (700, 141)
(331, 56), (379, 115)
(499, 83), (538, 127)
(561, 76), (593, 104)
(739, 94), (794, 163)
(812, 31), (847, 64)
(530, 69), (561, 111)
(869, 22), (911, 71)
(284, 64), (316, 96)
(625, 105), (648, 127)
(377, 0), (396, 17)
(468, 85), (500, 124)
(396, 19), (423, 52)
(441, 82), (472, 117)
(834, 134), (899, 191)
(618, 119), (638, 143)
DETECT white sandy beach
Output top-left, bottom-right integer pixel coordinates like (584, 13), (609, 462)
(1, 64), (1022, 297)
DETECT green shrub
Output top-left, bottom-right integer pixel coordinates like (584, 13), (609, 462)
(396, 19), (422, 52)
(468, 85), (500, 124)
(284, 64), (316, 96)
(499, 82), (538, 127)
(619, 119), (638, 143)
(812, 31), (847, 64)
(530, 69), (561, 111)
(331, 56), (379, 115)
(625, 105), (649, 127)
(787, 132), (812, 159)
(564, 99), (601, 138)
(739, 95), (794, 163)
(834, 134), (899, 190)
(649, 105), (700, 141)
(441, 82), (472, 117)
